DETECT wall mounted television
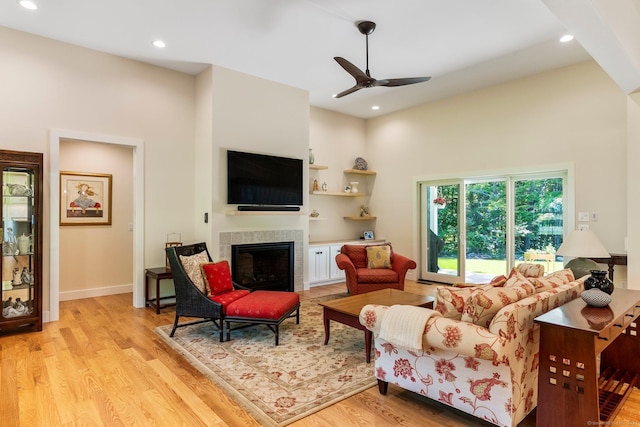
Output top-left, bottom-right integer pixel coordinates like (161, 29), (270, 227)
(227, 150), (303, 210)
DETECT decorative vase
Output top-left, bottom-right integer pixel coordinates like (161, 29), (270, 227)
(584, 270), (614, 295)
(581, 288), (612, 307)
(349, 182), (359, 193)
(17, 233), (31, 255)
(309, 148), (315, 165)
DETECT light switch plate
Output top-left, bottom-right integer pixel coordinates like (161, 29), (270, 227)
(578, 212), (589, 222)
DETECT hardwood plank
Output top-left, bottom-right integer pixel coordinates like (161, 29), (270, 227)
(0, 280), (638, 426)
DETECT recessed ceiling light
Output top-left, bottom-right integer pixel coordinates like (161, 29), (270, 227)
(18, 0), (38, 10)
(153, 40), (166, 48)
(560, 34), (574, 43)
(372, 105), (380, 110)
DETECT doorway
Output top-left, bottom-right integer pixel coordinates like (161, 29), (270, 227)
(49, 129), (144, 322)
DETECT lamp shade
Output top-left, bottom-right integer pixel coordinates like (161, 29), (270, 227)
(556, 230), (609, 279)
(556, 230), (610, 258)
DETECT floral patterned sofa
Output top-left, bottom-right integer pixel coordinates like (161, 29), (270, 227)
(359, 267), (585, 427)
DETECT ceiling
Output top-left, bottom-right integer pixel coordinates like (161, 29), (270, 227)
(0, 0), (635, 119)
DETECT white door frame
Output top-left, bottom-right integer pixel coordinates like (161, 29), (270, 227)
(48, 129), (145, 322)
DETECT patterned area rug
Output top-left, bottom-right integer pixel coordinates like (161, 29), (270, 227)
(155, 294), (376, 426)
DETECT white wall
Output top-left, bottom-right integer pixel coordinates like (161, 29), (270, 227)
(308, 107), (368, 242)
(205, 66), (310, 289)
(364, 61), (628, 283)
(0, 27), (196, 309)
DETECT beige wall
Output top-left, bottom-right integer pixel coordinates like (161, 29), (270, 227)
(309, 107), (368, 242)
(362, 61), (628, 283)
(627, 93), (640, 289)
(0, 27), (196, 311)
(59, 140), (133, 297)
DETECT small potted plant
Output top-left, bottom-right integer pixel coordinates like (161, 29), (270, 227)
(433, 196), (447, 208)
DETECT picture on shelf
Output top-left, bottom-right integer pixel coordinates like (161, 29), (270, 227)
(60, 171), (112, 226)
(364, 231), (374, 240)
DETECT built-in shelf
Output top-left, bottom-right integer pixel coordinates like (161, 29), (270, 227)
(344, 216), (377, 221)
(309, 164), (328, 170)
(310, 217), (328, 221)
(311, 191), (365, 197)
(226, 210), (307, 216)
(344, 169), (376, 175)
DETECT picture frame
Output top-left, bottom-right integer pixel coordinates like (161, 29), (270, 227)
(363, 231), (374, 240)
(60, 171), (112, 226)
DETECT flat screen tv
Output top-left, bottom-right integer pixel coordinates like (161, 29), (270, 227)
(227, 150), (303, 207)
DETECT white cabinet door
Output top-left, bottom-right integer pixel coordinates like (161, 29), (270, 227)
(308, 246), (330, 283)
(329, 245), (345, 280)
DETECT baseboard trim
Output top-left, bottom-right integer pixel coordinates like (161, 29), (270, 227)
(59, 284), (133, 301)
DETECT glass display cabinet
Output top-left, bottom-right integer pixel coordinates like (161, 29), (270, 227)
(0, 149), (42, 334)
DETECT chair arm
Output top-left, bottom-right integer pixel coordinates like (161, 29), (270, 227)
(390, 253), (417, 279)
(335, 252), (355, 273)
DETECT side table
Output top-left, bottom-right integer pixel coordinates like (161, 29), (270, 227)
(534, 288), (640, 426)
(145, 267), (175, 314)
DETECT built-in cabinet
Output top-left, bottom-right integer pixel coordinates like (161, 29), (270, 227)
(0, 149), (43, 334)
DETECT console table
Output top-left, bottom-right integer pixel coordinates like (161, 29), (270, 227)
(145, 267), (175, 314)
(588, 253), (627, 281)
(534, 288), (640, 426)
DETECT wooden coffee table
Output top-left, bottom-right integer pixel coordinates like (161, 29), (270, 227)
(319, 288), (434, 363)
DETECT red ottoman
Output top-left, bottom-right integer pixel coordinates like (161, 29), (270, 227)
(224, 290), (300, 345)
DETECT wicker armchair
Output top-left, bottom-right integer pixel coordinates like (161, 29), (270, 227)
(165, 242), (250, 341)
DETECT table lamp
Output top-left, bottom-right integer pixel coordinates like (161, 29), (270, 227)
(556, 230), (610, 279)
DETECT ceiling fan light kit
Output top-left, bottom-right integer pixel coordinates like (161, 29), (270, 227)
(334, 20), (431, 98)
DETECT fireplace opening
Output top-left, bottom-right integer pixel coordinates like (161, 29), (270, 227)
(231, 242), (294, 292)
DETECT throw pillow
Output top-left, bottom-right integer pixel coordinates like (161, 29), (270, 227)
(461, 278), (536, 328)
(366, 245), (392, 269)
(200, 260), (234, 296)
(528, 268), (575, 292)
(435, 284), (492, 319)
(179, 250), (209, 294)
(489, 275), (507, 287)
(516, 263), (545, 278)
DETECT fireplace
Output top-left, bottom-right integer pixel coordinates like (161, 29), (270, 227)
(231, 242), (294, 292)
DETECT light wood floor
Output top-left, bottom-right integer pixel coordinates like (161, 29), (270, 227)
(1, 280), (639, 426)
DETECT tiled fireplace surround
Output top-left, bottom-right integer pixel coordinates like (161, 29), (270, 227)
(219, 229), (304, 292)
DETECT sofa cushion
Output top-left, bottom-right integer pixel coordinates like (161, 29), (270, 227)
(461, 277), (536, 327)
(200, 260), (234, 296)
(516, 263), (545, 278)
(435, 284), (492, 319)
(366, 245), (392, 269)
(209, 289), (251, 313)
(527, 268), (575, 292)
(179, 250), (209, 294)
(356, 267), (399, 283)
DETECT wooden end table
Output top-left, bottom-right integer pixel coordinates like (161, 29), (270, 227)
(534, 288), (640, 426)
(145, 267), (175, 314)
(319, 288), (434, 363)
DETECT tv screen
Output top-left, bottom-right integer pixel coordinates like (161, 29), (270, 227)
(227, 150), (303, 206)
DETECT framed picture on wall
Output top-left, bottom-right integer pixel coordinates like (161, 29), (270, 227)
(60, 171), (112, 226)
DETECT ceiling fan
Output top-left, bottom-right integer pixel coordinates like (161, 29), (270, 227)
(334, 21), (431, 98)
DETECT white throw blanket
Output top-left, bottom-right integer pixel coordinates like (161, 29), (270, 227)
(378, 305), (442, 351)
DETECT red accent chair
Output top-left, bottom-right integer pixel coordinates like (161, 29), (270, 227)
(335, 244), (417, 295)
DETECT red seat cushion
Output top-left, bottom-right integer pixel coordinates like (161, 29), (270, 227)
(225, 290), (300, 320)
(210, 289), (250, 314)
(356, 268), (399, 284)
(201, 260), (234, 296)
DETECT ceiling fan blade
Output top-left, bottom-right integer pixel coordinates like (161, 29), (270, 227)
(380, 76), (431, 87)
(334, 57), (368, 81)
(335, 85), (362, 98)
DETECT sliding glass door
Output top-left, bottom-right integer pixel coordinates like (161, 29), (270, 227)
(419, 172), (566, 284)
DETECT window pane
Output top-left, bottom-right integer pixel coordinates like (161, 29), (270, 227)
(515, 178), (563, 272)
